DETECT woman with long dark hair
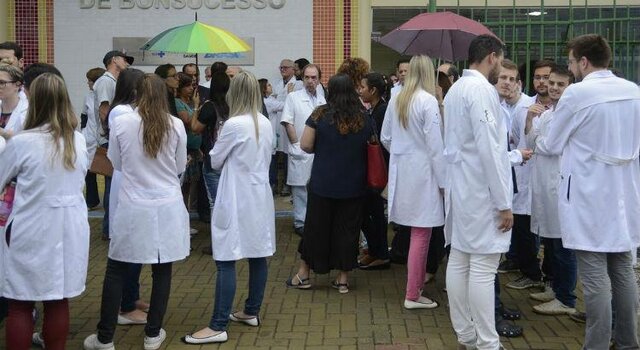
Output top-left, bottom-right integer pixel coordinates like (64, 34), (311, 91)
(103, 68), (150, 325)
(84, 74), (189, 350)
(0, 73), (90, 350)
(358, 72), (390, 270)
(286, 74), (371, 294)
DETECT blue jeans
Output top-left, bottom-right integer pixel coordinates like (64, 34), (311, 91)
(542, 237), (577, 307)
(202, 165), (221, 209)
(209, 258), (268, 331)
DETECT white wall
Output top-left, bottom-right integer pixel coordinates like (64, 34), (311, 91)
(54, 1), (313, 113)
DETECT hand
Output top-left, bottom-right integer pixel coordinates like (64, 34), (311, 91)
(192, 90), (200, 108)
(497, 209), (513, 233)
(519, 148), (533, 161)
(287, 82), (294, 93)
(527, 103), (546, 118)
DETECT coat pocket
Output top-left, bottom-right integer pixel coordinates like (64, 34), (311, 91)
(213, 204), (232, 229)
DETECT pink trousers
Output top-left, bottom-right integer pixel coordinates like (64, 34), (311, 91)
(405, 227), (432, 300)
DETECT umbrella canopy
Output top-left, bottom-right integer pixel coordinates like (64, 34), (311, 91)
(140, 21), (251, 54)
(379, 11), (500, 61)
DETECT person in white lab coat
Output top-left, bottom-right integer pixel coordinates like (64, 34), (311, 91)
(390, 58), (409, 99)
(259, 78), (284, 190)
(504, 60), (556, 291)
(183, 71), (274, 345)
(81, 67), (106, 209)
(84, 74), (189, 350)
(102, 68), (150, 326)
(0, 73), (90, 350)
(281, 64), (326, 236)
(380, 55), (445, 309)
(523, 65), (578, 316)
(443, 35), (513, 350)
(536, 34), (640, 349)
(0, 64), (28, 135)
(272, 59), (303, 196)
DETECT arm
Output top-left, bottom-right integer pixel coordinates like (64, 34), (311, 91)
(380, 101), (394, 151)
(210, 120), (240, 171)
(106, 121), (122, 171)
(0, 141), (20, 189)
(175, 120), (188, 173)
(470, 87), (512, 212)
(284, 123), (298, 144)
(422, 98), (446, 188)
(280, 94), (298, 143)
(300, 126), (316, 153)
(540, 91), (578, 155)
(98, 102), (110, 123)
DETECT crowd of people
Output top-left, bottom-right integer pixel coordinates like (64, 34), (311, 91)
(0, 32), (639, 350)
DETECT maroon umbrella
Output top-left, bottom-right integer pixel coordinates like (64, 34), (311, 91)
(379, 11), (501, 61)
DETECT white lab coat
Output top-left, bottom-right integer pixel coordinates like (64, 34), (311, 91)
(106, 104), (134, 236)
(508, 95), (536, 215)
(381, 90), (446, 227)
(272, 76), (303, 153)
(209, 113), (276, 261)
(1, 94), (29, 134)
(541, 70), (640, 252)
(443, 69), (513, 254)
(0, 137), (5, 154)
(525, 107), (562, 238)
(281, 89), (326, 186)
(107, 111), (190, 264)
(0, 127), (90, 300)
(264, 95), (284, 153)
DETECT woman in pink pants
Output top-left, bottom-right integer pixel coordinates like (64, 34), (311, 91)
(380, 55), (446, 309)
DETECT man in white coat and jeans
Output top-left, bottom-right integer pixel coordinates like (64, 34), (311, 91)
(537, 34), (640, 349)
(281, 64), (325, 236)
(443, 34), (513, 350)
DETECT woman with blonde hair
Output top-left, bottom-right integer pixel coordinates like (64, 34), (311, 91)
(183, 71), (274, 344)
(84, 74), (189, 350)
(381, 55), (446, 309)
(0, 73), (90, 349)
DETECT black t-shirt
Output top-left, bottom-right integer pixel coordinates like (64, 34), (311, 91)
(197, 100), (228, 170)
(305, 108), (372, 199)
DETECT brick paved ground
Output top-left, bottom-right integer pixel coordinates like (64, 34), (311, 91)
(0, 196), (588, 349)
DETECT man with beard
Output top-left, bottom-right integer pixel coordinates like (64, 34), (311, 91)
(533, 34), (640, 349)
(444, 34), (513, 350)
(524, 65), (578, 316)
(503, 60), (555, 291)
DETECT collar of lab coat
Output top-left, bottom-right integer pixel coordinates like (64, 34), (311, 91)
(582, 69), (614, 81)
(461, 69), (488, 81)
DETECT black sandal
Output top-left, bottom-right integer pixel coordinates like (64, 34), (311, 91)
(496, 319), (523, 338)
(285, 274), (311, 289)
(500, 306), (521, 321)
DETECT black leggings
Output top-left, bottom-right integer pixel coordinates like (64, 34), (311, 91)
(97, 259), (172, 343)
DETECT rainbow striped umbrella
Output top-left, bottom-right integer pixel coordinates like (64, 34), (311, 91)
(140, 20), (251, 64)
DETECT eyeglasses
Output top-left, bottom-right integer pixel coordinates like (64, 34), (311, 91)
(0, 80), (16, 88)
(279, 66), (293, 70)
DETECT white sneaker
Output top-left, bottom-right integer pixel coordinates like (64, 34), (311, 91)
(533, 298), (576, 315)
(144, 328), (166, 350)
(32, 332), (45, 348)
(83, 334), (115, 350)
(404, 296), (439, 309)
(529, 285), (555, 302)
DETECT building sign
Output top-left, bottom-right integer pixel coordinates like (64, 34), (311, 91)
(80, 0), (286, 10)
(113, 37), (255, 66)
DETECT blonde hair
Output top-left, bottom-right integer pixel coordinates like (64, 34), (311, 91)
(395, 55), (436, 129)
(136, 74), (172, 158)
(226, 71), (262, 141)
(23, 73), (78, 170)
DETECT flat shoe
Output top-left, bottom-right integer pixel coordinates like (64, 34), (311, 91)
(496, 319), (523, 338)
(285, 274), (311, 289)
(181, 331), (228, 344)
(331, 280), (349, 294)
(359, 258), (391, 270)
(229, 312), (260, 327)
(117, 313), (147, 325)
(404, 296), (439, 309)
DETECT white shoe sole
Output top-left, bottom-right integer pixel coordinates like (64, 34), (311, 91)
(117, 314), (147, 325)
(182, 331), (228, 344)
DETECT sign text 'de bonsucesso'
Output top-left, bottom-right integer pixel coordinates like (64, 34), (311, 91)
(80, 0), (286, 10)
